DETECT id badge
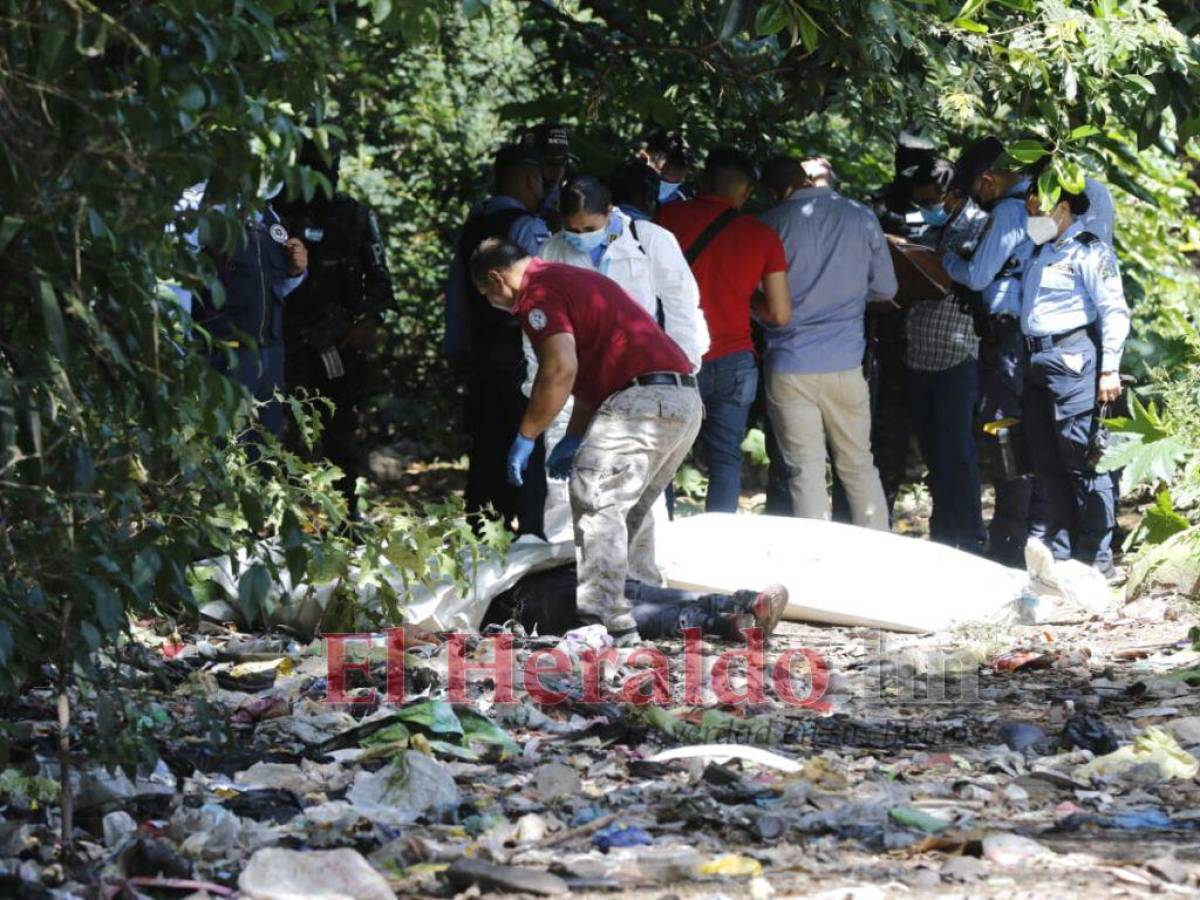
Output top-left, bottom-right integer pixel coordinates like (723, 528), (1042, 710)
(320, 346), (345, 379)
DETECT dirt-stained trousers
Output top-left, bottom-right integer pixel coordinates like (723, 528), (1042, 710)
(569, 383), (703, 637)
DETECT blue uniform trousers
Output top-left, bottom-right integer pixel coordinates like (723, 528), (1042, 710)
(906, 358), (986, 551)
(978, 322), (1047, 564)
(1022, 333), (1115, 569)
(211, 344), (286, 444)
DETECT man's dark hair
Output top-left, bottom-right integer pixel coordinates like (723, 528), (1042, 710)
(493, 144), (542, 185)
(761, 155), (806, 199)
(1026, 183), (1091, 216)
(642, 129), (691, 169)
(704, 146), (757, 195)
(560, 175), (612, 217)
(609, 159), (660, 213)
(950, 135), (1006, 191)
(910, 157), (955, 193)
(469, 237), (529, 287)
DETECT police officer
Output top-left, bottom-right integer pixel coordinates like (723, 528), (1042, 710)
(189, 182), (308, 443)
(277, 139), (396, 507)
(638, 129), (693, 206)
(524, 122), (575, 232)
(444, 145), (551, 537)
(941, 136), (1039, 567)
(1020, 184), (1130, 575)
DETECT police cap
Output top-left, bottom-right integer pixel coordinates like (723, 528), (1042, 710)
(531, 122), (575, 162)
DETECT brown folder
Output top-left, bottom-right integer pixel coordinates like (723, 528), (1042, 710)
(887, 235), (953, 308)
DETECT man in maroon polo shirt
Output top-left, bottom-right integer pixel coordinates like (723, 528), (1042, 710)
(469, 237), (703, 645)
(657, 147), (792, 512)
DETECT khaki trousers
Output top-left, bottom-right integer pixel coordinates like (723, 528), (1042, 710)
(766, 367), (889, 531)
(570, 383), (703, 634)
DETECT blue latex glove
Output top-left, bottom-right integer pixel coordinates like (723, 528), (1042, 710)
(506, 434), (536, 486)
(546, 435), (582, 480)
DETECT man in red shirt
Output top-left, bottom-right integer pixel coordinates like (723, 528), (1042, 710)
(469, 238), (703, 644)
(657, 147), (792, 512)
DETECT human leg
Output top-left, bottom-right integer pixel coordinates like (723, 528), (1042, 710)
(823, 368), (889, 531)
(765, 370), (829, 520)
(696, 351), (758, 513)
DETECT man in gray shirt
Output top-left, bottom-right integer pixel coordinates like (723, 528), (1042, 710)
(760, 159), (898, 530)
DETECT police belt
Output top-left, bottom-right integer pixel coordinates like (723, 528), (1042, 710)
(1024, 325), (1091, 354)
(625, 372), (698, 390)
(990, 314), (1020, 332)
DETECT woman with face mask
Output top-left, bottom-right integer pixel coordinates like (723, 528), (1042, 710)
(530, 175), (708, 541)
(1018, 185), (1130, 577)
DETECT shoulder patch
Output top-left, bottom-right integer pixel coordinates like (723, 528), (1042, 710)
(528, 308), (547, 331)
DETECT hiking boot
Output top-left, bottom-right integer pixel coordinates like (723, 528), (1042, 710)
(749, 583), (789, 636)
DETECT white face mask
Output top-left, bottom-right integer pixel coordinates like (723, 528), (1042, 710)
(1026, 216), (1058, 245)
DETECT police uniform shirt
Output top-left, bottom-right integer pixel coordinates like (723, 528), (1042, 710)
(1082, 177), (1115, 246)
(941, 179), (1033, 318)
(1020, 220), (1131, 373)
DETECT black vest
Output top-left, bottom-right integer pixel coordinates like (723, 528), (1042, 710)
(457, 205), (530, 381)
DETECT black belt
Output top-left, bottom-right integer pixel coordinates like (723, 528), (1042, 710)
(627, 372), (697, 389)
(1024, 326), (1090, 354)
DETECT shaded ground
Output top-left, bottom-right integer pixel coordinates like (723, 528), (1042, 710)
(3, 447), (1194, 898)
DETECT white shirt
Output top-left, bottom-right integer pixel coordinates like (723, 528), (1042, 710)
(537, 210), (708, 369)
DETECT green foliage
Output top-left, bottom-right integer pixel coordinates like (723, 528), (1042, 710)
(0, 769), (62, 808)
(1102, 367), (1200, 547)
(0, 0), (500, 780)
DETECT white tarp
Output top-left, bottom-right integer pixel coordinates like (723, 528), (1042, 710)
(196, 535), (574, 637)
(199, 513), (1046, 637)
(655, 513), (1029, 633)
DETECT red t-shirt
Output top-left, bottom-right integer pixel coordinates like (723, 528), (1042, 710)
(656, 194), (788, 361)
(514, 258), (691, 410)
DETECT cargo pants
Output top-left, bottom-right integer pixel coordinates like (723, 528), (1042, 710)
(570, 383), (703, 637)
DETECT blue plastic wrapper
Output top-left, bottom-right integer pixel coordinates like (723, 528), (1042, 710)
(592, 823), (653, 852)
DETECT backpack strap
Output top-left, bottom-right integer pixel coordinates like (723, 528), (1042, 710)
(685, 207), (739, 266)
(627, 218), (648, 256)
(627, 219), (666, 328)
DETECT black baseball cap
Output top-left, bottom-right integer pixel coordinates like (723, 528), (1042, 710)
(895, 128), (937, 177)
(530, 122), (576, 162)
(950, 136), (1005, 191)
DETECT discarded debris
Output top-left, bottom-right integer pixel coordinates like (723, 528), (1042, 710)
(239, 847), (396, 900)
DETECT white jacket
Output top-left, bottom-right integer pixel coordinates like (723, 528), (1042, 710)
(536, 211), (709, 369)
(527, 211), (706, 542)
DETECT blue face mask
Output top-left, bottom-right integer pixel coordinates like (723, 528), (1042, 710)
(658, 180), (681, 202)
(920, 203), (950, 226)
(563, 228), (608, 254)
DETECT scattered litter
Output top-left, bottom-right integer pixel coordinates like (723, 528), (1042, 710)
(239, 847), (396, 900)
(593, 824), (653, 852)
(648, 744), (803, 773)
(1076, 727), (1199, 783)
(981, 833), (1053, 866)
(700, 854), (765, 877)
(345, 751), (460, 826)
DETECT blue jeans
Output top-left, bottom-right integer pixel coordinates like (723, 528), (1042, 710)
(697, 351), (758, 513)
(906, 358), (986, 552)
